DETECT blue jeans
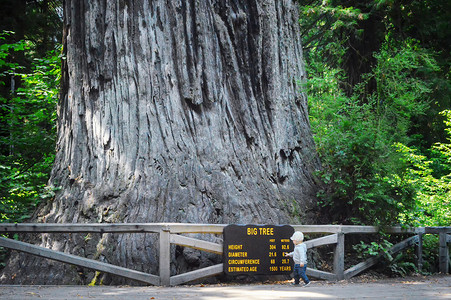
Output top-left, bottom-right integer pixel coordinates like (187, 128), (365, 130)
(293, 264), (309, 285)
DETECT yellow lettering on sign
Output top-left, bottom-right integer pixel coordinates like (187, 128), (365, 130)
(269, 244), (276, 250)
(269, 239), (275, 242)
(228, 245), (243, 250)
(259, 227), (274, 235)
(281, 244), (289, 250)
(247, 228), (258, 235)
(228, 259), (260, 265)
(269, 266), (278, 272)
(269, 252), (277, 257)
(281, 239), (290, 243)
(280, 266), (292, 271)
(228, 267), (250, 272)
(228, 252), (248, 257)
(249, 266), (257, 272)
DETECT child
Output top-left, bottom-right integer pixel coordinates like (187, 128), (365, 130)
(284, 231), (310, 286)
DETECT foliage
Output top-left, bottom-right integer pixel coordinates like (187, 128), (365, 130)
(419, 234), (440, 273)
(300, 0), (448, 226)
(299, 2), (367, 68)
(353, 239), (394, 259)
(307, 37), (440, 224)
(385, 253), (417, 277)
(0, 0), (63, 57)
(0, 32), (60, 223)
(395, 112), (451, 226)
(301, 0), (450, 276)
(353, 237), (418, 276)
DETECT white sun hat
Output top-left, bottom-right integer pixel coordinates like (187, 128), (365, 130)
(290, 231), (304, 242)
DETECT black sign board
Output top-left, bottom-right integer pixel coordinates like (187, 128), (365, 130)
(223, 224), (295, 275)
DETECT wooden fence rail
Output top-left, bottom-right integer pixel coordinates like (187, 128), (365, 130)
(0, 224), (449, 285)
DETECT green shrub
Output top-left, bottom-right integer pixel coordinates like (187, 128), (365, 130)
(0, 31), (60, 223)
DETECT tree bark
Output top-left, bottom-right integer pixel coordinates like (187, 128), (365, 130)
(1, 0), (320, 284)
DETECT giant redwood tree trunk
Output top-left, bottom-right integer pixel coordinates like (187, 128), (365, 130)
(1, 0), (320, 284)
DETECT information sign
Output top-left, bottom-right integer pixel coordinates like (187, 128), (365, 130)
(223, 224), (294, 275)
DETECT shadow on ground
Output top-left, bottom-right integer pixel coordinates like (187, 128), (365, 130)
(0, 275), (449, 299)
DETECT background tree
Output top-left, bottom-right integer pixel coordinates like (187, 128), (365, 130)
(0, 0), (62, 270)
(0, 0), (62, 224)
(1, 0), (320, 284)
(0, 37), (61, 223)
(299, 0), (450, 225)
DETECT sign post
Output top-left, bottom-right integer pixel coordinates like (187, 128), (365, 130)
(223, 224), (295, 275)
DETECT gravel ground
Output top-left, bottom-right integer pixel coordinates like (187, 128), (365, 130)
(0, 274), (449, 300)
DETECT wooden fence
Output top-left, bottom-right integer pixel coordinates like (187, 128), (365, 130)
(0, 224), (449, 285)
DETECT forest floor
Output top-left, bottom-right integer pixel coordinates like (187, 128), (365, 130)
(0, 274), (449, 299)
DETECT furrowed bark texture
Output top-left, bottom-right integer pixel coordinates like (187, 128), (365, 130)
(1, 0), (320, 284)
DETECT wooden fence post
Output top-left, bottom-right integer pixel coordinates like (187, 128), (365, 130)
(159, 227), (171, 285)
(416, 233), (423, 273)
(439, 232), (449, 274)
(334, 232), (345, 280)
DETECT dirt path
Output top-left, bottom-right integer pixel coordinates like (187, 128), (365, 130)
(0, 275), (449, 300)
